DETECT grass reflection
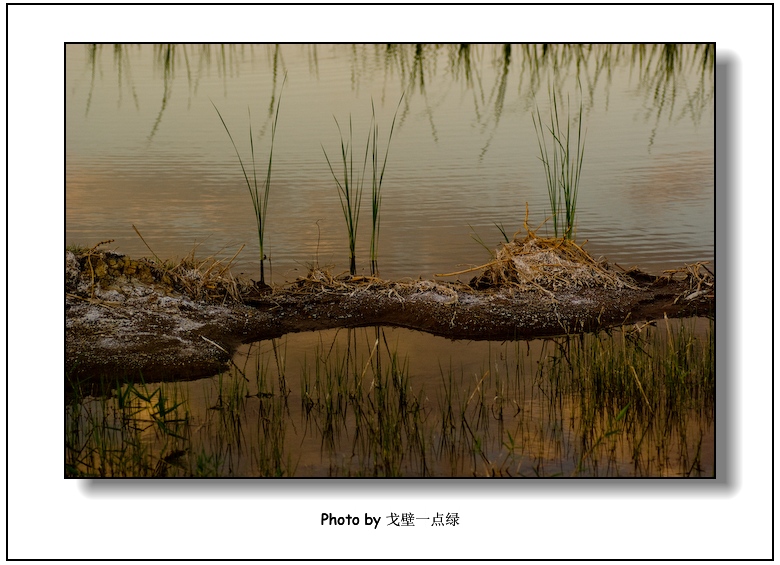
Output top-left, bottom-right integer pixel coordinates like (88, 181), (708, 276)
(66, 319), (713, 477)
(77, 43), (713, 151)
(631, 43), (715, 149)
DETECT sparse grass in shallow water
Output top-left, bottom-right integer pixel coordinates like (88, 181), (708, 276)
(323, 115), (364, 276)
(66, 320), (713, 477)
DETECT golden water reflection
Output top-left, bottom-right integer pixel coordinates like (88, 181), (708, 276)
(67, 319), (714, 477)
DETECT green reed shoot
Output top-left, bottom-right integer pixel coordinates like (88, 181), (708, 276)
(532, 83), (586, 240)
(369, 94), (404, 276)
(323, 115), (366, 276)
(324, 95), (403, 276)
(212, 79), (285, 286)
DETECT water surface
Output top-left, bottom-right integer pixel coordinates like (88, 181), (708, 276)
(66, 44), (714, 281)
(67, 322), (714, 477)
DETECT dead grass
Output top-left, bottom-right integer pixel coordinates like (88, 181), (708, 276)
(662, 262), (715, 303)
(68, 240), (257, 304)
(437, 211), (639, 295)
(281, 265), (468, 305)
(469, 235), (639, 293)
(164, 246), (251, 302)
(69, 214), (712, 308)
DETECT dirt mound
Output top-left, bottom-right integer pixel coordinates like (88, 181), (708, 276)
(66, 243), (714, 388)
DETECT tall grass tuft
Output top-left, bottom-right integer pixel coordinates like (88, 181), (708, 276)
(324, 95), (403, 276)
(212, 78), (285, 286)
(369, 94), (404, 276)
(531, 83), (586, 240)
(323, 115), (365, 276)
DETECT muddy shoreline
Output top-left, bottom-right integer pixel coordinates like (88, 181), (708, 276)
(66, 250), (714, 389)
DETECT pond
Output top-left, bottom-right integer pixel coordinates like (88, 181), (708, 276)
(65, 44), (715, 478)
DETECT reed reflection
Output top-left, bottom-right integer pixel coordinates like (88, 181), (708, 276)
(66, 321), (714, 477)
(78, 43), (714, 148)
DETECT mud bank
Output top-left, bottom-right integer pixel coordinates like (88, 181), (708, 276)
(66, 250), (714, 388)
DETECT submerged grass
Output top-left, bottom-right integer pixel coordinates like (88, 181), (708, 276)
(66, 376), (190, 477)
(212, 78), (285, 286)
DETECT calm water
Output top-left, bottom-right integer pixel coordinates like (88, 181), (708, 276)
(66, 44), (714, 281)
(67, 322), (714, 477)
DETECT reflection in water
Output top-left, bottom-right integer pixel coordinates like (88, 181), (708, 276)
(265, 44), (286, 120)
(66, 321), (713, 477)
(112, 44), (139, 112)
(79, 43), (713, 144)
(83, 43), (97, 116)
(631, 44), (715, 150)
(147, 44), (173, 143)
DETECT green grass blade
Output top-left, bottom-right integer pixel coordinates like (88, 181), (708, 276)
(532, 83), (586, 240)
(213, 76), (285, 285)
(212, 101), (254, 199)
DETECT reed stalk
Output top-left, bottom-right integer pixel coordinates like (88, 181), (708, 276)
(369, 94), (403, 276)
(323, 116), (366, 276)
(212, 79), (285, 286)
(531, 83), (586, 240)
(324, 95), (403, 276)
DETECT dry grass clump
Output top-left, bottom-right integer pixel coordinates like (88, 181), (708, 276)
(435, 206), (640, 295)
(283, 267), (413, 303)
(130, 225), (260, 302)
(661, 262), (714, 302)
(162, 247), (252, 303)
(468, 234), (639, 294)
(284, 267), (383, 293)
(67, 239), (257, 304)
(438, 217), (639, 295)
(282, 266), (467, 305)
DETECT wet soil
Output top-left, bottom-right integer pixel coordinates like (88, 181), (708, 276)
(65, 250), (714, 390)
